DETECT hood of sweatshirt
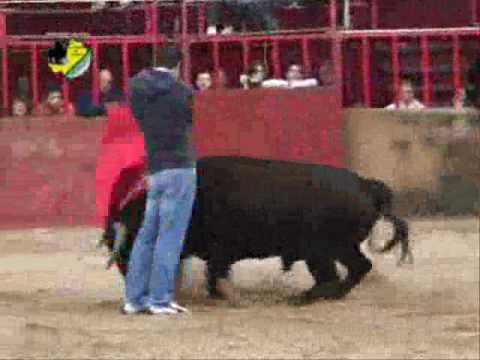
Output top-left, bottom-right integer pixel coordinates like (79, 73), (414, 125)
(129, 68), (177, 99)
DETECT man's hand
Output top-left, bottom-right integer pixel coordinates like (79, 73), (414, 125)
(144, 175), (151, 191)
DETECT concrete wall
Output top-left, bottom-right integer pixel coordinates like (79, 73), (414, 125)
(344, 108), (480, 215)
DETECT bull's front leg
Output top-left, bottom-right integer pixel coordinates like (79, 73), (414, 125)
(206, 258), (231, 299)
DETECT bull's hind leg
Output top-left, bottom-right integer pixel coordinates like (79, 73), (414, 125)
(333, 243), (373, 299)
(206, 259), (231, 299)
(291, 257), (341, 305)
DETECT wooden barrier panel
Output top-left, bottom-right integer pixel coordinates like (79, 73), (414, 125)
(194, 87), (344, 167)
(0, 116), (104, 229)
(345, 108), (480, 215)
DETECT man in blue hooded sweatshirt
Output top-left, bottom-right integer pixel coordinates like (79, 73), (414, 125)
(123, 45), (196, 315)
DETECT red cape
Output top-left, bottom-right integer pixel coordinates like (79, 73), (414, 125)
(95, 105), (147, 227)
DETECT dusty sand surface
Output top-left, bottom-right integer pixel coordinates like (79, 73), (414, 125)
(0, 217), (478, 359)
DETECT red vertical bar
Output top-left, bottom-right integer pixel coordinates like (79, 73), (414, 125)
(452, 35), (461, 93)
(145, 6), (151, 34)
(272, 40), (281, 78)
(198, 2), (206, 34)
(151, 3), (158, 36)
(0, 13), (6, 36)
(472, 0), (478, 25)
(181, 1), (191, 84)
(0, 12), (5, 112)
(122, 40), (129, 97)
(391, 36), (400, 104)
(91, 40), (100, 106)
(361, 37), (371, 107)
(181, 0), (188, 37)
(31, 44), (39, 109)
(371, 0), (378, 29)
(212, 41), (220, 74)
(242, 39), (250, 73)
(62, 76), (70, 111)
(301, 38), (312, 75)
(332, 36), (343, 104)
(420, 36), (431, 106)
(2, 44), (8, 113)
(329, 0), (337, 30)
(144, 3), (152, 35)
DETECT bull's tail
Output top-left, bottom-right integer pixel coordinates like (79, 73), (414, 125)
(363, 178), (413, 265)
(373, 214), (413, 265)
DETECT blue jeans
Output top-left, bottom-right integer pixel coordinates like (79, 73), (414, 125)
(124, 168), (196, 308)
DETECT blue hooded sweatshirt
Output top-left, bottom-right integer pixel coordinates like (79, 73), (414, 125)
(129, 68), (195, 174)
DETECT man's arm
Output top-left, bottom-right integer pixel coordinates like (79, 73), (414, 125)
(75, 92), (105, 117)
(128, 75), (148, 122)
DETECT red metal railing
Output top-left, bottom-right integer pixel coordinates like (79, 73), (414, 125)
(0, 0), (479, 113)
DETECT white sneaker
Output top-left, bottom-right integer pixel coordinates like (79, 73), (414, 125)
(122, 303), (147, 315)
(169, 301), (189, 313)
(207, 26), (217, 35)
(148, 305), (178, 315)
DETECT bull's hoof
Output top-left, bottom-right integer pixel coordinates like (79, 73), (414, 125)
(309, 281), (349, 300)
(208, 291), (226, 300)
(288, 288), (324, 306)
(288, 294), (314, 307)
(207, 285), (229, 300)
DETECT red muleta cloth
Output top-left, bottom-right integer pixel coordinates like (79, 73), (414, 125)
(95, 105), (147, 227)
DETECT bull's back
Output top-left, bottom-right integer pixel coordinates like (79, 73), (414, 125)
(196, 156), (377, 242)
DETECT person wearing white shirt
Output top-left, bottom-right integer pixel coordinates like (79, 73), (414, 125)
(385, 79), (426, 110)
(261, 63), (318, 89)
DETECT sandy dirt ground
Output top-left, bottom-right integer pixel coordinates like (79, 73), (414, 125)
(0, 217), (478, 359)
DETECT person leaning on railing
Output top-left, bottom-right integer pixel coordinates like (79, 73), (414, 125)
(240, 60), (269, 89)
(11, 97), (30, 117)
(33, 84), (75, 117)
(194, 71), (213, 92)
(261, 63), (318, 89)
(385, 78), (425, 110)
(75, 69), (124, 118)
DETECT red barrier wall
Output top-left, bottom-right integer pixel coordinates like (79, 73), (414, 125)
(195, 87), (344, 168)
(0, 88), (343, 229)
(0, 117), (104, 229)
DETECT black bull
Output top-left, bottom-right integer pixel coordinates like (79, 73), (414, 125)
(102, 156), (413, 303)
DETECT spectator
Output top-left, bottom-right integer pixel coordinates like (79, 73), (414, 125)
(75, 69), (124, 117)
(285, 63), (318, 88)
(34, 85), (74, 116)
(385, 79), (425, 110)
(286, 63), (303, 82)
(207, 0), (279, 36)
(317, 61), (336, 86)
(195, 71), (213, 92)
(11, 97), (29, 117)
(240, 61), (270, 89)
(261, 63), (318, 89)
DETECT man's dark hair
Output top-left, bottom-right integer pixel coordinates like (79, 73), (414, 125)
(154, 45), (183, 69)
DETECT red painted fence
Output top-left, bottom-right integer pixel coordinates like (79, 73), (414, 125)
(0, 116), (103, 229)
(0, 87), (343, 229)
(1, 1), (479, 115)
